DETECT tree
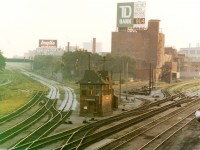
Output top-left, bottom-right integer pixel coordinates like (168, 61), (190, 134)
(32, 51), (136, 81)
(0, 50), (6, 70)
(62, 51), (136, 80)
(33, 55), (60, 76)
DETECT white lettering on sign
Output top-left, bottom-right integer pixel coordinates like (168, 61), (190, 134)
(41, 40), (55, 46)
(119, 19), (131, 24)
(134, 1), (146, 18)
(119, 6), (132, 18)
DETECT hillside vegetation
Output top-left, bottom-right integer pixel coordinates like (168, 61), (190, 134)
(0, 69), (48, 117)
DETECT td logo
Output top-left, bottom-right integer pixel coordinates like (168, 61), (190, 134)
(117, 2), (134, 27)
(119, 6), (132, 18)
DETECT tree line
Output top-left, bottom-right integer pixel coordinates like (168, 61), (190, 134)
(0, 50), (6, 71)
(33, 51), (136, 81)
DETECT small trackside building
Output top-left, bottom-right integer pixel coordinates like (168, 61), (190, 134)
(79, 70), (118, 117)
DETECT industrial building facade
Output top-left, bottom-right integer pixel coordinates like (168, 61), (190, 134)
(112, 20), (166, 80)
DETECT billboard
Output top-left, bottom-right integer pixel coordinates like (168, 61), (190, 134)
(39, 39), (57, 48)
(133, 1), (146, 28)
(117, 2), (134, 28)
(117, 1), (146, 28)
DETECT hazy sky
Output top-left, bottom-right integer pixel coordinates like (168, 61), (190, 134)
(0, 0), (200, 57)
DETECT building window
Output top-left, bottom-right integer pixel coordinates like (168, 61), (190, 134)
(82, 90), (87, 96)
(88, 85), (93, 96)
(96, 85), (100, 95)
(183, 50), (188, 54)
(81, 85), (87, 96)
(190, 50), (195, 54)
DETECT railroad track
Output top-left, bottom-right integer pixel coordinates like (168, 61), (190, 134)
(0, 70), (78, 150)
(138, 111), (196, 150)
(9, 86), (75, 149)
(0, 87), (191, 149)
(0, 91), (45, 125)
(8, 78), (59, 149)
(97, 97), (200, 150)
(37, 92), (184, 149)
(49, 93), (194, 150)
(1, 70), (199, 149)
(0, 94), (54, 144)
(0, 71), (58, 148)
(4, 92), (187, 149)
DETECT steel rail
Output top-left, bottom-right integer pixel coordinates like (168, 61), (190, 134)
(55, 95), (192, 150)
(8, 92), (193, 149)
(26, 86), (75, 150)
(138, 108), (198, 150)
(11, 86), (75, 150)
(54, 94), (188, 149)
(27, 92), (194, 149)
(153, 118), (196, 150)
(0, 91), (44, 124)
(0, 93), (49, 144)
(97, 98), (199, 150)
(9, 89), (58, 149)
(8, 78), (58, 149)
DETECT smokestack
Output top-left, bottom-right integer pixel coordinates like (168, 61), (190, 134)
(67, 42), (70, 52)
(92, 38), (96, 53)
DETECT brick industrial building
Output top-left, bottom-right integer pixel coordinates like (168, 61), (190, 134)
(111, 19), (178, 82)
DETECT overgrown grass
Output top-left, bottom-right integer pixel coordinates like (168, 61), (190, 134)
(0, 98), (27, 116)
(0, 69), (48, 117)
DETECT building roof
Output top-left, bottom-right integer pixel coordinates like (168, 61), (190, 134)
(79, 70), (108, 84)
(98, 70), (109, 81)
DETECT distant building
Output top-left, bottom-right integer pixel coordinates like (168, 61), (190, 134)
(178, 45), (200, 78)
(65, 42), (79, 52)
(24, 47), (65, 59)
(34, 47), (65, 56)
(24, 40), (80, 59)
(98, 52), (110, 56)
(162, 47), (179, 82)
(179, 45), (200, 58)
(83, 38), (102, 53)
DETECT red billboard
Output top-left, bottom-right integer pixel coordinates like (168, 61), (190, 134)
(39, 39), (57, 48)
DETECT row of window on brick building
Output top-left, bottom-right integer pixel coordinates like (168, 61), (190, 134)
(81, 85), (112, 96)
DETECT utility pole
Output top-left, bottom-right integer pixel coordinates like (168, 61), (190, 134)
(119, 70), (121, 103)
(88, 53), (91, 70)
(151, 68), (154, 89)
(126, 62), (128, 100)
(149, 63), (152, 94)
(99, 56), (109, 70)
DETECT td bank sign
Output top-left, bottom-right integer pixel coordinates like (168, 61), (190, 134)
(117, 2), (134, 28)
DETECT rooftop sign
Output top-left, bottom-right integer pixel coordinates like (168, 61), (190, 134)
(117, 2), (134, 28)
(117, 1), (146, 28)
(39, 39), (57, 48)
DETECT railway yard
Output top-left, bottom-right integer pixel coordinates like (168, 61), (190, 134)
(1, 66), (200, 150)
